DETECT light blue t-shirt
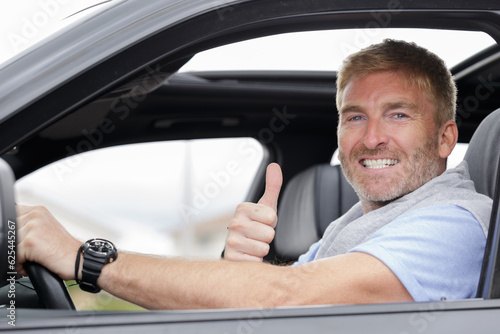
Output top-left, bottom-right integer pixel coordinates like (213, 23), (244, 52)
(294, 205), (486, 302)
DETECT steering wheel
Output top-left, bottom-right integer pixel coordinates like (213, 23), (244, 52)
(25, 262), (75, 310)
(0, 158), (75, 310)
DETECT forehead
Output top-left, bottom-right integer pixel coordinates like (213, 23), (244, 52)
(339, 71), (432, 112)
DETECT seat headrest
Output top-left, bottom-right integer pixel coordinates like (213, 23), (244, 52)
(463, 108), (500, 199)
(274, 164), (358, 259)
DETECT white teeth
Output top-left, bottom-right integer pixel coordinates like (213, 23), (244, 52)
(363, 159), (399, 169)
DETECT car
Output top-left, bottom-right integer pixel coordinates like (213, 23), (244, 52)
(0, 0), (500, 332)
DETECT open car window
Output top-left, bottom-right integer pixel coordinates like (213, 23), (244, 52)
(15, 138), (264, 258)
(14, 138), (264, 310)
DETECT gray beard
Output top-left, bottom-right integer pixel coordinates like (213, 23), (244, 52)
(340, 136), (441, 206)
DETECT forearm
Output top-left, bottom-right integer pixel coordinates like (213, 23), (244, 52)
(16, 205), (412, 309)
(98, 252), (296, 310)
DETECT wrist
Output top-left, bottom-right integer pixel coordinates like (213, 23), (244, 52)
(75, 239), (118, 293)
(96, 250), (124, 291)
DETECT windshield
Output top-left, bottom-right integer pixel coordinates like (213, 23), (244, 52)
(0, 1), (117, 65)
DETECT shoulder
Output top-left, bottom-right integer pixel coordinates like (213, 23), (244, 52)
(379, 204), (485, 239)
(350, 205), (486, 301)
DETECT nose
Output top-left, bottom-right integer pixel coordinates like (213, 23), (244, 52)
(363, 118), (389, 150)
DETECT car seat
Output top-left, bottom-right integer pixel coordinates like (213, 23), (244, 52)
(274, 163), (358, 260)
(463, 108), (500, 199)
(463, 108), (500, 298)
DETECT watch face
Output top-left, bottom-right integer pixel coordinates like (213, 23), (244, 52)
(88, 239), (117, 258)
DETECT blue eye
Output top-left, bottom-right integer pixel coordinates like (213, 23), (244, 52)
(349, 116), (363, 121)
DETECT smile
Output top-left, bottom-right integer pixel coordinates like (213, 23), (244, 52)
(362, 159), (399, 169)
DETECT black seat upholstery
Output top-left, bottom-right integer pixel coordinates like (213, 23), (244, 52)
(274, 164), (358, 260)
(463, 108), (500, 199)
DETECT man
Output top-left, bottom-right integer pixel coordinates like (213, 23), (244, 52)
(17, 40), (492, 309)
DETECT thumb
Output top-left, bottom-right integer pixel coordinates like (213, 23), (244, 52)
(257, 163), (283, 212)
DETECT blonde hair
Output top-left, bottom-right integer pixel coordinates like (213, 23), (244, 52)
(336, 39), (456, 127)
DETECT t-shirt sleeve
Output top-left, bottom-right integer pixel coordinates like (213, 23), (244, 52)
(292, 239), (322, 266)
(348, 205), (486, 302)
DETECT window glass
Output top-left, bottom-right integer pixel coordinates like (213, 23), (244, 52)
(16, 138), (264, 311)
(15, 138), (264, 259)
(447, 143), (469, 169)
(180, 28), (495, 73)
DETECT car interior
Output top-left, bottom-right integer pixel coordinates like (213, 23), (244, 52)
(1, 2), (500, 314)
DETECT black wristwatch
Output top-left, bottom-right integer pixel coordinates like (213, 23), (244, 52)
(76, 238), (118, 293)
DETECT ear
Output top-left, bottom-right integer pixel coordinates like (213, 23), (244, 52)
(438, 120), (458, 159)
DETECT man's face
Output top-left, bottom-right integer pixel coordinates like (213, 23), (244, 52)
(337, 71), (443, 210)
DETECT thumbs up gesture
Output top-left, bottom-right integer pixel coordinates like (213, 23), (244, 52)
(224, 163), (283, 262)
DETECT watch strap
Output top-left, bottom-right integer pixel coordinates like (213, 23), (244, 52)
(76, 239), (117, 293)
(80, 250), (108, 293)
(75, 244), (84, 283)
